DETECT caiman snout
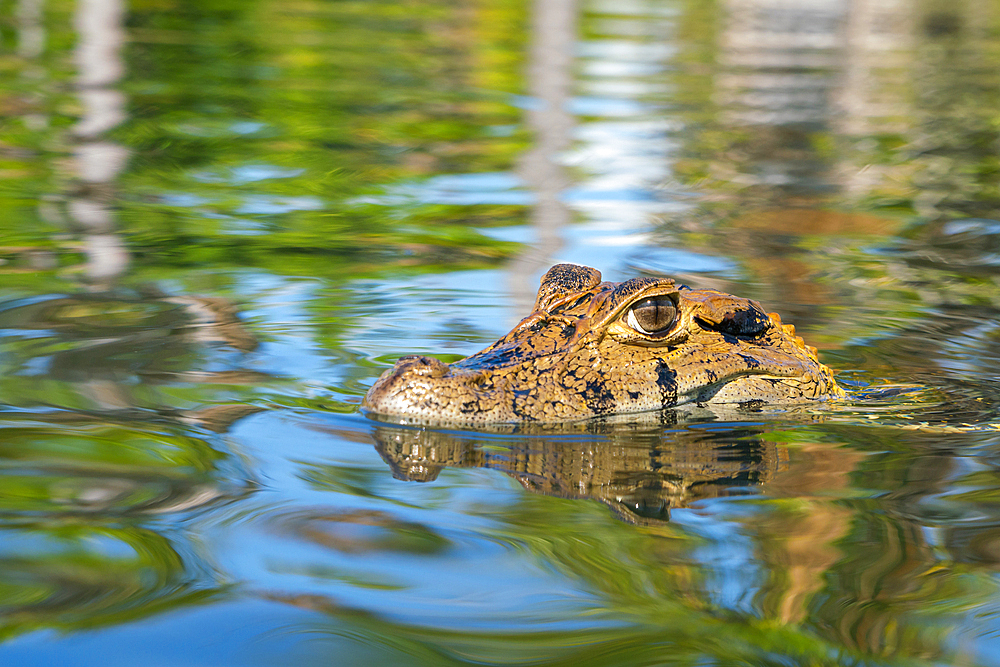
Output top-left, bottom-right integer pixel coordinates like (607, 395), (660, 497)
(364, 354), (484, 422)
(393, 355), (450, 378)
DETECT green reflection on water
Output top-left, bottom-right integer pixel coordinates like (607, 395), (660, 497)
(0, 407), (240, 641)
(116, 0), (529, 266)
(0, 525), (218, 640)
(1, 0), (528, 273)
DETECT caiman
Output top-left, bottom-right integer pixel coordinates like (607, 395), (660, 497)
(363, 263), (845, 423)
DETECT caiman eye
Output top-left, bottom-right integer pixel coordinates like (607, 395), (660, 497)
(626, 296), (677, 334)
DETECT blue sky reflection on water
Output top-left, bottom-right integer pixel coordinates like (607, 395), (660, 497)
(211, 412), (617, 633)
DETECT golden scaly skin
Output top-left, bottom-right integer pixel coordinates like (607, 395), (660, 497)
(363, 264), (845, 424)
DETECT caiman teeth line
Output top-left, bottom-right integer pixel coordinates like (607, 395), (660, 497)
(363, 264), (845, 424)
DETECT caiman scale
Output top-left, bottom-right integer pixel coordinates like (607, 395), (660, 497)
(363, 264), (844, 423)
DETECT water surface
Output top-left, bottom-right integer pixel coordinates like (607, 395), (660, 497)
(1, 0), (1000, 665)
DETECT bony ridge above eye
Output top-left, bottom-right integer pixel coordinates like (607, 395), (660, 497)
(626, 296), (677, 335)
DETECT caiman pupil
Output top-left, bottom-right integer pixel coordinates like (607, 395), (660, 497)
(627, 296), (677, 334)
(363, 263), (845, 423)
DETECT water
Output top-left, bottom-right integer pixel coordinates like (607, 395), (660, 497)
(1, 0), (1000, 664)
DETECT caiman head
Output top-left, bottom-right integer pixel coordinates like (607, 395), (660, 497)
(363, 263), (844, 423)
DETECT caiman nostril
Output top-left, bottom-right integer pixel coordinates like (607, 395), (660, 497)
(394, 355), (449, 378)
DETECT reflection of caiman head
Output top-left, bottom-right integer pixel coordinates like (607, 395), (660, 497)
(370, 424), (787, 524)
(364, 264), (843, 424)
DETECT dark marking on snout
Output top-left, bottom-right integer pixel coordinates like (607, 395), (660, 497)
(582, 379), (616, 415)
(697, 303), (770, 337)
(655, 361), (678, 408)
